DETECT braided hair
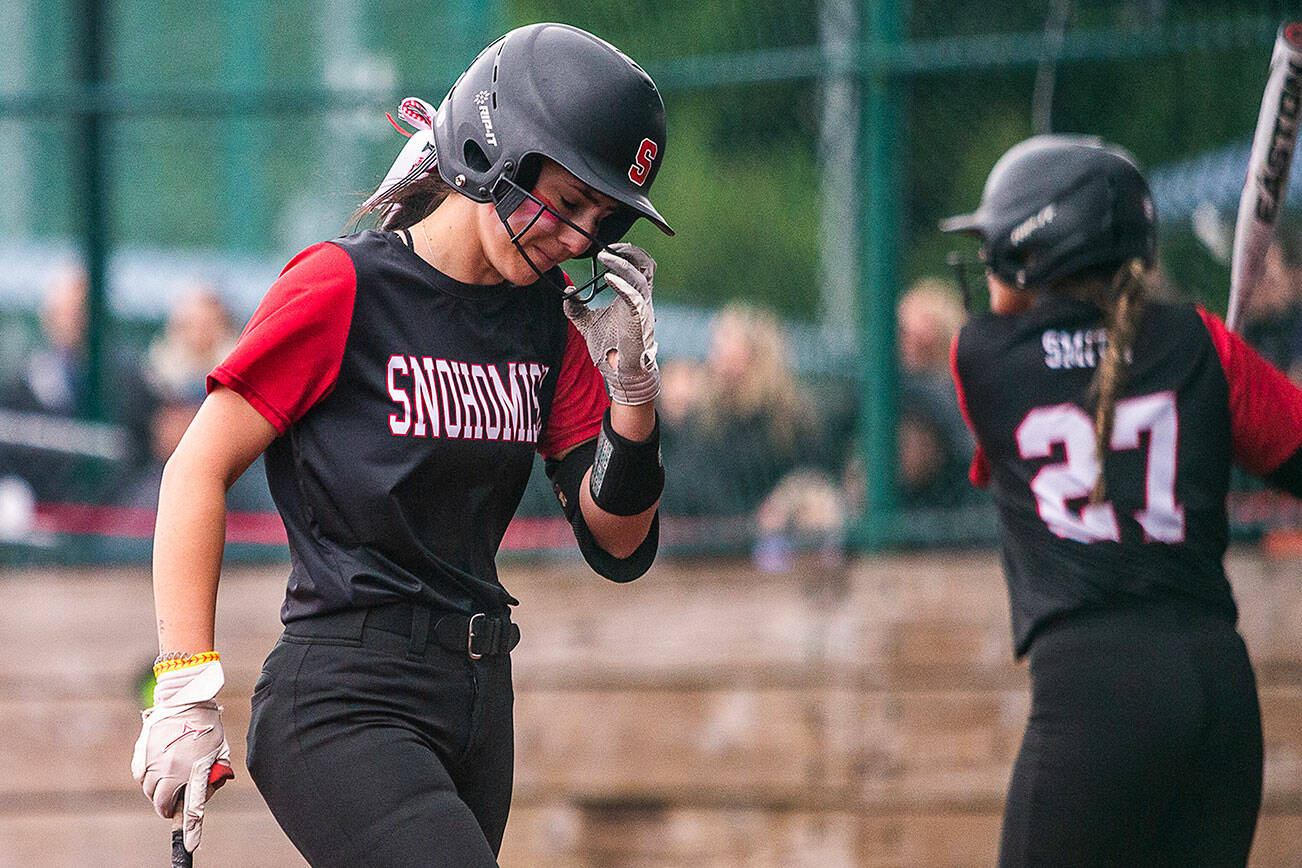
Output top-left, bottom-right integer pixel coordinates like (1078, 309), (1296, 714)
(1065, 258), (1149, 504)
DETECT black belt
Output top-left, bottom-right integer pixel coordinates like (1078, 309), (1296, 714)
(363, 602), (520, 660)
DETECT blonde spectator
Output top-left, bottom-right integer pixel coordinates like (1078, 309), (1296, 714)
(659, 302), (823, 519)
(897, 277), (966, 375)
(142, 284), (238, 405)
(895, 277), (974, 506)
(698, 302), (810, 452)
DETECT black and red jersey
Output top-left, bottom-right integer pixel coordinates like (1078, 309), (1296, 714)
(953, 296), (1302, 656)
(209, 229), (609, 621)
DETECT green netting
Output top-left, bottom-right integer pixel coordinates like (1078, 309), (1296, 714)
(2, 1), (1300, 563)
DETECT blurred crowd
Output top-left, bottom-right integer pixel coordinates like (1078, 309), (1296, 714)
(0, 261), (988, 557)
(511, 279), (981, 566)
(1238, 236), (1302, 382)
(0, 269), (273, 541)
(21, 239), (1302, 559)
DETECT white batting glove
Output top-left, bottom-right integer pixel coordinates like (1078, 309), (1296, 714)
(131, 657), (234, 853)
(564, 243), (661, 405)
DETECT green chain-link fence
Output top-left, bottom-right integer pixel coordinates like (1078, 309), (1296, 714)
(1, 0), (1299, 563)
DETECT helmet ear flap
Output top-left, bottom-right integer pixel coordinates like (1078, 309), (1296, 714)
(490, 154), (543, 224)
(514, 154), (542, 192)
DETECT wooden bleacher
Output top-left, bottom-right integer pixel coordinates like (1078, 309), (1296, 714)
(1, 550), (1299, 866)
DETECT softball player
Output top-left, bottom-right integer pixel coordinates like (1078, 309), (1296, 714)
(943, 135), (1302, 866)
(131, 23), (670, 866)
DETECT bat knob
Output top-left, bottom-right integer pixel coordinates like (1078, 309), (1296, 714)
(208, 761), (234, 790)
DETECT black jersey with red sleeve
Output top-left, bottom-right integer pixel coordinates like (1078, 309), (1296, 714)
(209, 229), (609, 622)
(952, 295), (1302, 656)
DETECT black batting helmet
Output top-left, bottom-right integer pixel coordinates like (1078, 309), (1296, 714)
(433, 22), (672, 254)
(940, 134), (1156, 291)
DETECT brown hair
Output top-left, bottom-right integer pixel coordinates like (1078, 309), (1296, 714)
(1062, 259), (1148, 504)
(348, 170), (456, 232)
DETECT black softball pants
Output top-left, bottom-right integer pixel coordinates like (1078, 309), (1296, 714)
(999, 605), (1262, 868)
(245, 604), (516, 868)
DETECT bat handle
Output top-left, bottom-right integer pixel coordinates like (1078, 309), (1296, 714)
(168, 761), (233, 867)
(171, 823), (192, 868)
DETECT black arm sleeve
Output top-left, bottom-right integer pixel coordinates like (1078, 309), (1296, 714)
(1266, 444), (1302, 498)
(544, 439), (659, 582)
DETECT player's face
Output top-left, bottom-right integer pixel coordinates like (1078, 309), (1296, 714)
(478, 158), (618, 285)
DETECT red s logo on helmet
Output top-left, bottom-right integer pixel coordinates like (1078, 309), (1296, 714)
(629, 138), (658, 186)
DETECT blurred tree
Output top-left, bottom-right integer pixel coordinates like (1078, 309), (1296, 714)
(620, 90), (822, 319)
(505, 0), (823, 317)
(9, 0), (1299, 323)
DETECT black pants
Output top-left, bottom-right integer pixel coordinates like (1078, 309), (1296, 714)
(246, 604), (515, 868)
(1000, 606), (1262, 867)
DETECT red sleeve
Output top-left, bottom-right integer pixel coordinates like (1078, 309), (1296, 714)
(207, 242), (357, 433)
(537, 321), (610, 459)
(1198, 306), (1302, 476)
(950, 332), (990, 488)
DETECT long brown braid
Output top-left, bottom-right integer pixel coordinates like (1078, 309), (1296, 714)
(1074, 258), (1148, 504)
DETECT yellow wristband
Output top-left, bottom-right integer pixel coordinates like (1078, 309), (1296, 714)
(153, 651), (220, 678)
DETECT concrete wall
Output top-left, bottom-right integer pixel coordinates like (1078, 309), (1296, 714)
(1, 549), (1299, 866)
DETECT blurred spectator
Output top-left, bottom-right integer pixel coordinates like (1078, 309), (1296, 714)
(660, 302), (837, 568)
(657, 358), (708, 430)
(0, 265), (106, 509)
(895, 278), (974, 506)
(115, 391), (203, 510)
(118, 284), (236, 475)
(753, 468), (847, 571)
(143, 284), (238, 402)
(898, 277), (966, 376)
(896, 388), (971, 507)
(114, 286), (273, 512)
(661, 303), (824, 518)
(1240, 239), (1302, 376)
(699, 302), (815, 457)
(1, 264), (90, 416)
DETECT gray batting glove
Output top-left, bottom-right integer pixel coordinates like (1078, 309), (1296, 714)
(565, 243), (661, 406)
(131, 659), (233, 853)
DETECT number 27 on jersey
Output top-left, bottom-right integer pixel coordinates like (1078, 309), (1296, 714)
(1016, 391), (1185, 545)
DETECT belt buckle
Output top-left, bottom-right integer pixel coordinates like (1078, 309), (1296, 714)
(468, 613), (486, 660)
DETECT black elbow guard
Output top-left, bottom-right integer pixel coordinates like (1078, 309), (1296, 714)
(544, 431), (661, 582)
(589, 410), (665, 515)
